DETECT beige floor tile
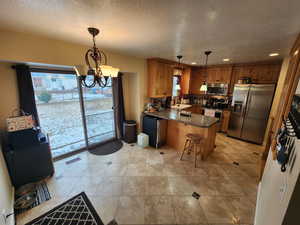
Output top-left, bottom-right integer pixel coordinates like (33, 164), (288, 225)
(146, 163), (167, 176)
(199, 164), (228, 177)
(144, 195), (176, 224)
(96, 177), (123, 196)
(103, 163), (128, 177)
(115, 196), (145, 224)
(126, 163), (148, 176)
(164, 163), (189, 176)
(168, 176), (197, 195)
(200, 196), (238, 224)
(173, 196), (207, 224)
(145, 176), (172, 195)
(122, 176), (146, 196)
(213, 177), (245, 196)
(229, 196), (256, 224)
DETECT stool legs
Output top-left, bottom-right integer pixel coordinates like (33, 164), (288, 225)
(180, 139), (190, 160)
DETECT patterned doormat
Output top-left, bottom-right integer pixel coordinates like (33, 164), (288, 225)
(15, 181), (51, 215)
(25, 192), (104, 225)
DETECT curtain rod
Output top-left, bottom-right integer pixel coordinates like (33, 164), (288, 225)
(11, 64), (76, 74)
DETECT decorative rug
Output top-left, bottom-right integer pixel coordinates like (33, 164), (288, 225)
(88, 139), (123, 155)
(15, 181), (51, 215)
(25, 192), (104, 225)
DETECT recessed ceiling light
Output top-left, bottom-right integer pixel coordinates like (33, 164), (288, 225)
(269, 53), (279, 57)
(191, 62), (197, 65)
(294, 50), (299, 56)
(223, 58), (230, 62)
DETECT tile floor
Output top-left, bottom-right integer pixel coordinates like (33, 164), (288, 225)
(17, 133), (261, 225)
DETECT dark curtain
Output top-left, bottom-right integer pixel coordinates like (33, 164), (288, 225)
(112, 73), (125, 139)
(15, 64), (40, 126)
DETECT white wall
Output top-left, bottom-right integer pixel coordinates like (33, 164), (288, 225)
(0, 145), (14, 225)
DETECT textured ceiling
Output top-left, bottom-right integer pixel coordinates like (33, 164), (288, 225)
(0, 0), (300, 65)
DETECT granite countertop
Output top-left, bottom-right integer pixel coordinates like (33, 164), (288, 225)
(144, 109), (219, 128)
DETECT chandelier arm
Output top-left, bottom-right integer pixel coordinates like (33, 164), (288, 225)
(100, 50), (108, 65)
(81, 78), (96, 88)
(97, 77), (106, 88)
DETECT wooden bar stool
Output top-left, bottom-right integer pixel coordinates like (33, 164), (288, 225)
(180, 133), (203, 168)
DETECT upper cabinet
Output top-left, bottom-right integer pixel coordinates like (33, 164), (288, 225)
(189, 67), (205, 95)
(148, 59), (174, 98)
(147, 57), (282, 97)
(189, 65), (233, 94)
(206, 66), (233, 83)
(228, 63), (282, 94)
(180, 67), (191, 95)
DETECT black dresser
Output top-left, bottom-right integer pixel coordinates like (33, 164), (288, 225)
(2, 128), (55, 188)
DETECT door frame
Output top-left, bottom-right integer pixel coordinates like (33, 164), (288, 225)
(30, 68), (117, 159)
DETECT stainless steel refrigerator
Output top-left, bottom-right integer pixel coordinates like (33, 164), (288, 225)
(228, 84), (276, 144)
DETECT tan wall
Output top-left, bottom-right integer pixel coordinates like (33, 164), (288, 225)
(0, 62), (20, 130)
(0, 28), (146, 129)
(263, 57), (290, 146)
(123, 72), (140, 122)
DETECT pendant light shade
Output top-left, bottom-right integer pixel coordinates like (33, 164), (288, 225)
(200, 84), (207, 91)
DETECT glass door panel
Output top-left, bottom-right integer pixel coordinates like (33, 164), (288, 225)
(81, 76), (115, 146)
(31, 72), (86, 158)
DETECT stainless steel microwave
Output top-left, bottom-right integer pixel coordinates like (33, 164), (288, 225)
(207, 83), (228, 95)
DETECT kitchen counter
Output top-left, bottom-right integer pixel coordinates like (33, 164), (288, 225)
(144, 109), (219, 128)
(143, 109), (218, 160)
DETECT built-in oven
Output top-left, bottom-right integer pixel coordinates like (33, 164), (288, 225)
(207, 83), (228, 95)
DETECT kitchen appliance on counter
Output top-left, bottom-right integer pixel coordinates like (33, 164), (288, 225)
(228, 84), (276, 144)
(142, 115), (167, 148)
(207, 83), (228, 95)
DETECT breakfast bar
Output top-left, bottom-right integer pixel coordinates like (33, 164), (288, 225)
(144, 109), (219, 160)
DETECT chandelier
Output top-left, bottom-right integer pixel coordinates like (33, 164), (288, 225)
(79, 27), (119, 88)
(200, 51), (212, 92)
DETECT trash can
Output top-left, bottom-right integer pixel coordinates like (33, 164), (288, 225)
(138, 133), (149, 148)
(123, 120), (137, 143)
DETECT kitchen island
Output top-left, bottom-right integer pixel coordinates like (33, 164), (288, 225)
(144, 109), (219, 160)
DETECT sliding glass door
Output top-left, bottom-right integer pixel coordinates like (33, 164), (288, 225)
(81, 77), (115, 146)
(31, 71), (116, 158)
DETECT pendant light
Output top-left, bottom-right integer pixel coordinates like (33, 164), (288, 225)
(173, 55), (184, 91)
(79, 27), (120, 88)
(173, 55), (184, 76)
(200, 51), (212, 92)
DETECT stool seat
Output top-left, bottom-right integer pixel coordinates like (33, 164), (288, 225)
(180, 133), (204, 168)
(186, 133), (202, 143)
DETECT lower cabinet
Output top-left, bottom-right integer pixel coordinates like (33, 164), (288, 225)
(221, 110), (231, 133)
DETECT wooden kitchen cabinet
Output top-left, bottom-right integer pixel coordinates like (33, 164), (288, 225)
(181, 67), (191, 95)
(228, 63), (281, 94)
(189, 67), (206, 95)
(221, 110), (231, 133)
(190, 65), (233, 94)
(148, 59), (174, 97)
